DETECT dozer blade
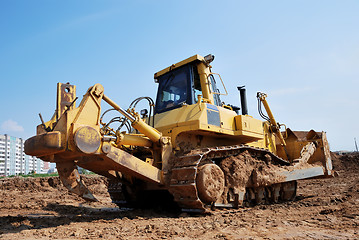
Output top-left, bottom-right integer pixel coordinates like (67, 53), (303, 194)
(56, 161), (98, 202)
(284, 129), (335, 177)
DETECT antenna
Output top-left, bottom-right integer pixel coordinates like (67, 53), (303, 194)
(355, 138), (358, 152)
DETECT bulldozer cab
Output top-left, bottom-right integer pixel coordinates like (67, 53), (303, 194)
(154, 54), (221, 114)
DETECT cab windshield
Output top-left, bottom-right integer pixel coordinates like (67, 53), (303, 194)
(155, 65), (190, 113)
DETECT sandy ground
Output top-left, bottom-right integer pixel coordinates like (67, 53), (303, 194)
(0, 152), (358, 240)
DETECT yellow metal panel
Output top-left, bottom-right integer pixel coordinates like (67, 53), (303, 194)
(74, 95), (101, 125)
(217, 106), (237, 131)
(56, 83), (76, 120)
(102, 143), (162, 185)
(24, 131), (65, 157)
(154, 54), (205, 79)
(234, 115), (264, 137)
(154, 102), (268, 150)
(154, 104), (203, 133)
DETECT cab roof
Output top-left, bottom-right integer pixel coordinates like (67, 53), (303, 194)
(154, 54), (205, 82)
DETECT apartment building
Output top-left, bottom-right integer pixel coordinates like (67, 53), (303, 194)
(0, 134), (46, 176)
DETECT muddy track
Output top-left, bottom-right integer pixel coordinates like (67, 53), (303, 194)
(168, 145), (291, 212)
(0, 152), (358, 239)
(108, 145), (292, 212)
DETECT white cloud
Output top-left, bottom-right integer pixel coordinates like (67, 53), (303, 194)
(1, 119), (24, 132)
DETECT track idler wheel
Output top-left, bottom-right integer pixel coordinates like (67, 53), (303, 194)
(196, 164), (225, 204)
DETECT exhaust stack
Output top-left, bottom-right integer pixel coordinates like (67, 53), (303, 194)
(238, 86), (248, 115)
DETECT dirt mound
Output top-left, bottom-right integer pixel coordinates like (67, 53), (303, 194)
(331, 151), (359, 172)
(0, 176), (63, 192)
(0, 175), (108, 194)
(0, 175), (111, 212)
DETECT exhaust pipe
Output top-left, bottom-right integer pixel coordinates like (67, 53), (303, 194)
(237, 86), (248, 115)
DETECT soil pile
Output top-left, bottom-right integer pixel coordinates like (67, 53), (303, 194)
(332, 152), (359, 171)
(0, 176), (63, 192)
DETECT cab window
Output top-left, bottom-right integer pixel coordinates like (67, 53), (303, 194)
(209, 74), (221, 106)
(155, 65), (190, 113)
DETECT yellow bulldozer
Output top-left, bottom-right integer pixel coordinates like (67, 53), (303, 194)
(24, 54), (334, 212)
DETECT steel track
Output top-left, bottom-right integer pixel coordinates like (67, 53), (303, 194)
(108, 145), (296, 212)
(168, 145), (293, 212)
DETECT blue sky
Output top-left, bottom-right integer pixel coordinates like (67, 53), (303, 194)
(0, 0), (358, 151)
